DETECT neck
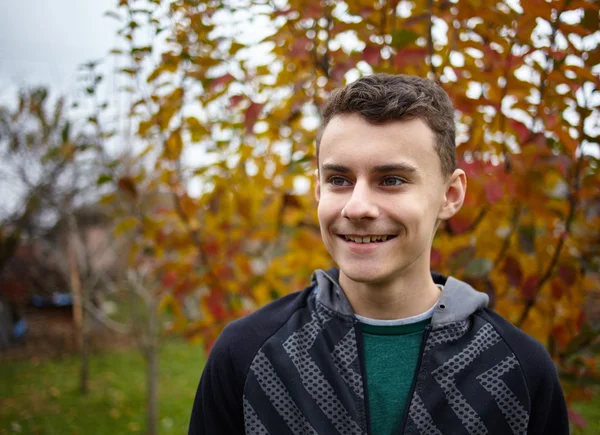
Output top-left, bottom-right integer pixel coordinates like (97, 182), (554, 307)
(339, 263), (441, 320)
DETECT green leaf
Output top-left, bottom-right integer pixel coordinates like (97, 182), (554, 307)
(61, 122), (70, 144)
(464, 258), (493, 279)
(97, 174), (113, 185)
(564, 324), (599, 356)
(391, 30), (419, 49)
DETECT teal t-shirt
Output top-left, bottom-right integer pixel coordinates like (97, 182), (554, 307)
(361, 318), (431, 435)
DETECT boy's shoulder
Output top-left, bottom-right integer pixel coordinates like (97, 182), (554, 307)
(226, 286), (312, 338)
(207, 285), (315, 379)
(476, 308), (560, 390)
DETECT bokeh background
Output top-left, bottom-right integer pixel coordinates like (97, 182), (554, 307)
(1, 0), (599, 433)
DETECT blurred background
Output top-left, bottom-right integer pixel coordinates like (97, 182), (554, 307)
(0, 0), (598, 434)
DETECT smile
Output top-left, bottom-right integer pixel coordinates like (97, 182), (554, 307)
(340, 235), (397, 244)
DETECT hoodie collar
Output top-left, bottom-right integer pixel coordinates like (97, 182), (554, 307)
(312, 268), (489, 326)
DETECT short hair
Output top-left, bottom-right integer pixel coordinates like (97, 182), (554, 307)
(316, 73), (457, 177)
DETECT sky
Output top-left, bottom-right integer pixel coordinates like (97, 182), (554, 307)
(0, 0), (121, 219)
(0, 0), (119, 105)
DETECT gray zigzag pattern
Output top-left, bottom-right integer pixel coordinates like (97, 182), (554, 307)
(476, 355), (529, 435)
(283, 307), (365, 435)
(431, 323), (501, 435)
(425, 319), (471, 353)
(332, 328), (364, 398)
(408, 394), (443, 435)
(249, 350), (318, 435)
(243, 397), (270, 435)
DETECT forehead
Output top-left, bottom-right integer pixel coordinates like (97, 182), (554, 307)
(318, 114), (440, 171)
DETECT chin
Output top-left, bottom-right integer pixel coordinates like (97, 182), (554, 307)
(339, 263), (392, 285)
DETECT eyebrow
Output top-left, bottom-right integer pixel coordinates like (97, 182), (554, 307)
(321, 163), (418, 174)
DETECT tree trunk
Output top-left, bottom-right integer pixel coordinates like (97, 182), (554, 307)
(145, 299), (159, 435)
(80, 302), (90, 395)
(69, 241), (89, 394)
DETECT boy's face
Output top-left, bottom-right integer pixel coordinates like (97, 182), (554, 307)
(316, 114), (465, 286)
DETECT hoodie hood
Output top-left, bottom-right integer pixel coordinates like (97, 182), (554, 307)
(312, 268), (489, 327)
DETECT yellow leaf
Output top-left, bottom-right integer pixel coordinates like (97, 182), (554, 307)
(164, 130), (183, 160)
(115, 217), (139, 236)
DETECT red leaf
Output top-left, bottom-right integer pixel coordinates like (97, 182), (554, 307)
(448, 214), (471, 233)
(203, 240), (219, 257)
(209, 73), (234, 90)
(304, 4), (321, 18)
(394, 48), (427, 69)
(228, 94), (244, 109)
(521, 275), (538, 302)
(216, 265), (233, 280)
(568, 409), (587, 428)
(244, 102), (263, 131)
(290, 38), (311, 57)
(502, 257), (523, 287)
(273, 8), (295, 18)
(459, 159), (484, 178)
(331, 61), (354, 83)
(484, 180), (503, 204)
(553, 325), (571, 349)
(551, 280), (563, 299)
(558, 264), (577, 286)
(508, 119), (530, 144)
(359, 7), (374, 18)
(162, 271), (177, 288)
(362, 45), (381, 65)
(207, 289), (226, 321)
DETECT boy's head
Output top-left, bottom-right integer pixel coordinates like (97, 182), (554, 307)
(315, 74), (466, 286)
(316, 73), (457, 178)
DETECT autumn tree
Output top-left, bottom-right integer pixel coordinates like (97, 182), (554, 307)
(102, 0), (599, 427)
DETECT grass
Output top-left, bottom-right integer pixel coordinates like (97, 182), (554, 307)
(0, 339), (205, 435)
(572, 389), (600, 435)
(1, 340), (599, 434)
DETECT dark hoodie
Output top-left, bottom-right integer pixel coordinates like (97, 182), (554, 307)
(189, 268), (569, 435)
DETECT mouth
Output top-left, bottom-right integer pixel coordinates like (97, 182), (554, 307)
(338, 235), (397, 244)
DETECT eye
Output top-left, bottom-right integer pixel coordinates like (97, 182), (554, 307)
(328, 176), (351, 187)
(381, 176), (405, 186)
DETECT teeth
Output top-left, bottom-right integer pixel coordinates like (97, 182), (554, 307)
(344, 235), (391, 243)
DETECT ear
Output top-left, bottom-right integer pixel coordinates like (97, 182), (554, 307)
(438, 169), (466, 220)
(314, 169), (321, 202)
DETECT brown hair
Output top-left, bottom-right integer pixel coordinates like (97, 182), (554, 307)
(316, 73), (457, 177)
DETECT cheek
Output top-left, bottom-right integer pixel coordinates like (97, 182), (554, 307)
(393, 198), (436, 231)
(317, 194), (339, 223)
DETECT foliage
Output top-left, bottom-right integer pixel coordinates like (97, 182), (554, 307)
(0, 87), (101, 238)
(98, 0), (599, 417)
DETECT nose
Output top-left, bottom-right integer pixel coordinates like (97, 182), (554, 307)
(341, 181), (379, 221)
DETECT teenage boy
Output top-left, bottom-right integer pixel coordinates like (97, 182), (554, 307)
(189, 74), (569, 435)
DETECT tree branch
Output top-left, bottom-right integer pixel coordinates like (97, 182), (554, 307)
(426, 5), (437, 79)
